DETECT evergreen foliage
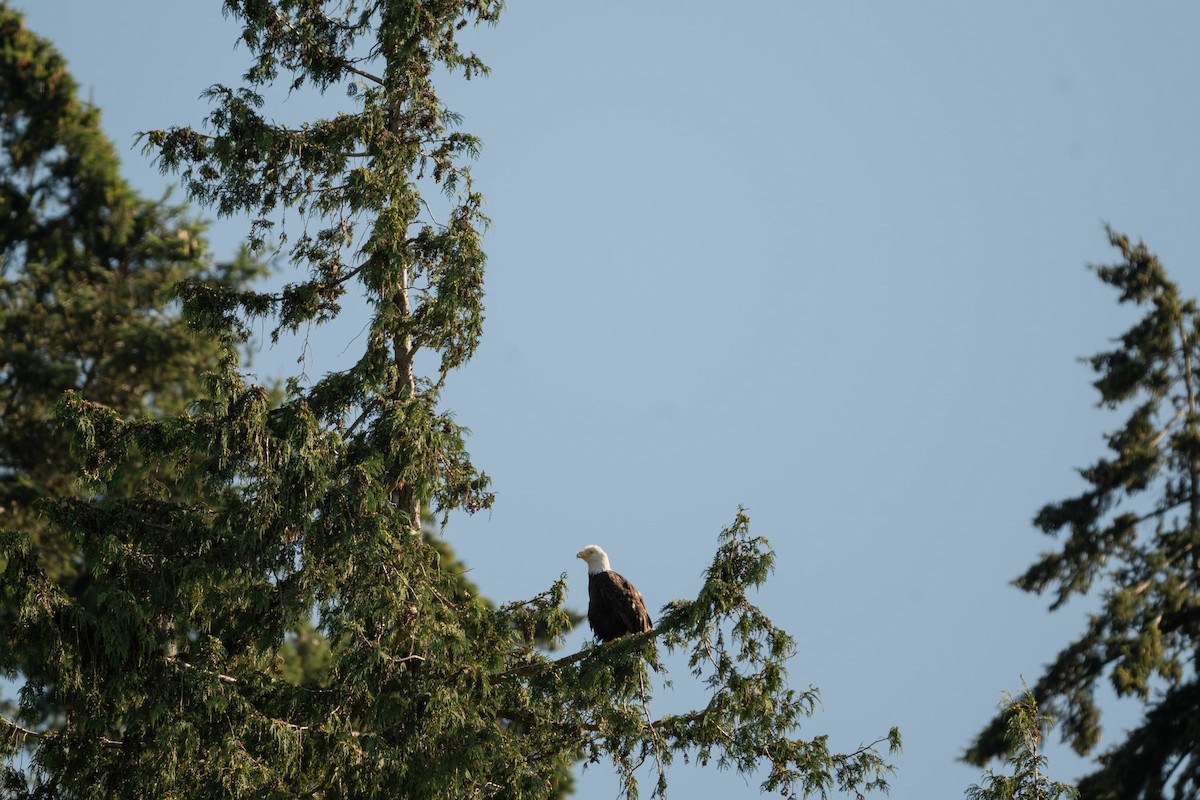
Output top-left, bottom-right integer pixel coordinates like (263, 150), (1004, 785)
(966, 690), (1078, 800)
(966, 228), (1200, 799)
(0, 0), (268, 723)
(0, 1), (259, 568)
(2, 2), (898, 797)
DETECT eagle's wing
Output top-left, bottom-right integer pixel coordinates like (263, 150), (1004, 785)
(607, 571), (652, 633)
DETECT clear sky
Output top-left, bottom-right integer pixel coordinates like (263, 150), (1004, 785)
(16, 2), (1200, 797)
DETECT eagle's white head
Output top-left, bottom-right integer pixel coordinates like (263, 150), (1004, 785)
(576, 544), (611, 575)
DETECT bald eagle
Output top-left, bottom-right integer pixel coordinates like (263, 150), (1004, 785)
(576, 544), (653, 642)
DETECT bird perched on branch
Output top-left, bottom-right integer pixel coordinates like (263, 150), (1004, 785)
(576, 544), (653, 642)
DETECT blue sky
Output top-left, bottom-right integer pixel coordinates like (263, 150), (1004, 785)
(17, 2), (1200, 797)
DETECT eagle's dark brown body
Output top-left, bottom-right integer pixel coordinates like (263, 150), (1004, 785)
(587, 569), (652, 642)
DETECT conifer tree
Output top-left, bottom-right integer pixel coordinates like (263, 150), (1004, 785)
(966, 691), (1077, 800)
(0, 1), (267, 720)
(2, 2), (898, 797)
(0, 1), (258, 569)
(966, 228), (1200, 799)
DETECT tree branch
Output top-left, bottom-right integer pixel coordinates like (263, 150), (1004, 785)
(271, 11), (384, 85)
(1, 714), (45, 743)
(492, 628), (659, 683)
(2, 714), (123, 748)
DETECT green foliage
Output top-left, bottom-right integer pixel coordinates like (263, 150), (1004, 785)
(480, 511), (901, 800)
(0, 0), (266, 719)
(966, 690), (1078, 800)
(139, 0), (498, 529)
(966, 228), (1200, 799)
(0, 0), (260, 543)
(652, 511), (901, 798)
(2, 2), (897, 798)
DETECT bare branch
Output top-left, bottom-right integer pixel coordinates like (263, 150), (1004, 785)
(1, 714), (45, 743)
(2, 714), (123, 748)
